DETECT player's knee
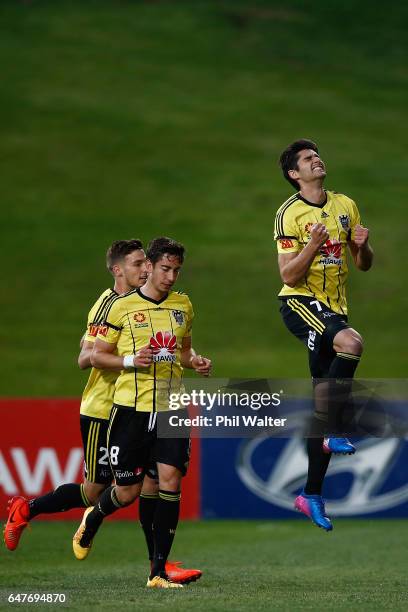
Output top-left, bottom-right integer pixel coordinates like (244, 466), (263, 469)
(141, 475), (159, 496)
(83, 482), (107, 505)
(115, 484), (140, 506)
(334, 330), (363, 356)
(159, 474), (182, 492)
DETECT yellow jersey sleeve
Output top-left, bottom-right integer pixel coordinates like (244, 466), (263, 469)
(84, 289), (113, 343)
(274, 201), (300, 254)
(97, 299), (124, 345)
(185, 297), (194, 337)
(348, 198), (361, 241)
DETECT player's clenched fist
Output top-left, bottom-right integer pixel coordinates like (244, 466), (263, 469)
(353, 224), (369, 247)
(191, 355), (212, 377)
(134, 344), (153, 367)
(310, 223), (329, 247)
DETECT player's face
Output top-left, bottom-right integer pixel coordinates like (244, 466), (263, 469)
(119, 249), (148, 289)
(147, 254), (183, 294)
(290, 149), (326, 184)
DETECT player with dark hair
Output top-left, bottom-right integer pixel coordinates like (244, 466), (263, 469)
(3, 239), (201, 584)
(275, 140), (373, 530)
(72, 236), (211, 589)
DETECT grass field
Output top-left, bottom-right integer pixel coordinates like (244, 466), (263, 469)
(0, 0), (407, 394)
(0, 520), (407, 610)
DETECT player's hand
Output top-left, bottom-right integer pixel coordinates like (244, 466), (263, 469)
(134, 344), (153, 368)
(353, 224), (369, 248)
(191, 355), (212, 377)
(310, 223), (329, 248)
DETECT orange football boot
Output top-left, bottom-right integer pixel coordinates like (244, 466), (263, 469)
(165, 561), (202, 584)
(3, 496), (30, 551)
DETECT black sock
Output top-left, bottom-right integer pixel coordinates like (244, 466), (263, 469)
(29, 484), (90, 519)
(150, 490), (181, 579)
(139, 493), (159, 561)
(327, 353), (360, 434)
(304, 436), (332, 495)
(80, 485), (125, 547)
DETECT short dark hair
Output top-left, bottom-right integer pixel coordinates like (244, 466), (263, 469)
(279, 139), (319, 190)
(146, 236), (185, 265)
(106, 239), (144, 272)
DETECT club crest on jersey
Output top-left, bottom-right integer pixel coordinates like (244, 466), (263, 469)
(339, 214), (350, 229)
(149, 331), (177, 363)
(304, 222), (314, 234)
(172, 310), (184, 326)
(319, 239), (343, 265)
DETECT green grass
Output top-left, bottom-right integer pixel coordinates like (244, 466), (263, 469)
(0, 0), (407, 393)
(1, 520), (407, 610)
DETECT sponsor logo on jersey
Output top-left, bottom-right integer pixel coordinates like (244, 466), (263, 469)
(150, 331), (177, 363)
(172, 310), (185, 325)
(89, 323), (107, 337)
(319, 239), (343, 265)
(98, 324), (108, 337)
(321, 211), (329, 218)
(134, 311), (149, 328)
(339, 214), (350, 229)
(279, 239), (294, 249)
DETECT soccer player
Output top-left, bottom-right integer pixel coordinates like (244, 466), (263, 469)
(72, 236), (211, 589)
(274, 139), (373, 530)
(3, 239), (202, 584)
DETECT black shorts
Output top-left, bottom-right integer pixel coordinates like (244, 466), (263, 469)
(150, 436), (191, 477)
(80, 415), (113, 485)
(107, 407), (157, 486)
(279, 295), (349, 378)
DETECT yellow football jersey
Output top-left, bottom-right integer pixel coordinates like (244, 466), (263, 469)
(98, 288), (194, 412)
(80, 289), (119, 420)
(274, 190), (361, 315)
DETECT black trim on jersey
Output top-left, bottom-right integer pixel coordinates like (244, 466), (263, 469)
(126, 311), (139, 410)
(146, 307), (157, 413)
(105, 321), (121, 331)
(167, 309), (175, 398)
(322, 265), (327, 293)
(275, 235), (298, 240)
(275, 194), (298, 238)
(333, 213), (346, 315)
(92, 290), (118, 324)
(298, 191), (327, 208)
(136, 288), (168, 305)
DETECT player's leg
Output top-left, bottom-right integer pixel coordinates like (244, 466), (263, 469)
(139, 471), (160, 566)
(322, 327), (363, 451)
(73, 407), (150, 559)
(146, 436), (191, 588)
(29, 415), (112, 516)
(3, 416), (109, 551)
(280, 297), (335, 530)
(139, 467), (201, 584)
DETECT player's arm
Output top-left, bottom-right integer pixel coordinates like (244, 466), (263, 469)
(348, 225), (373, 271)
(278, 224), (329, 287)
(180, 336), (212, 377)
(78, 339), (95, 370)
(91, 337), (153, 370)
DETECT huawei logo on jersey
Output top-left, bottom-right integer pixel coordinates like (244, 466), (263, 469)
(149, 331), (177, 363)
(319, 239), (343, 265)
